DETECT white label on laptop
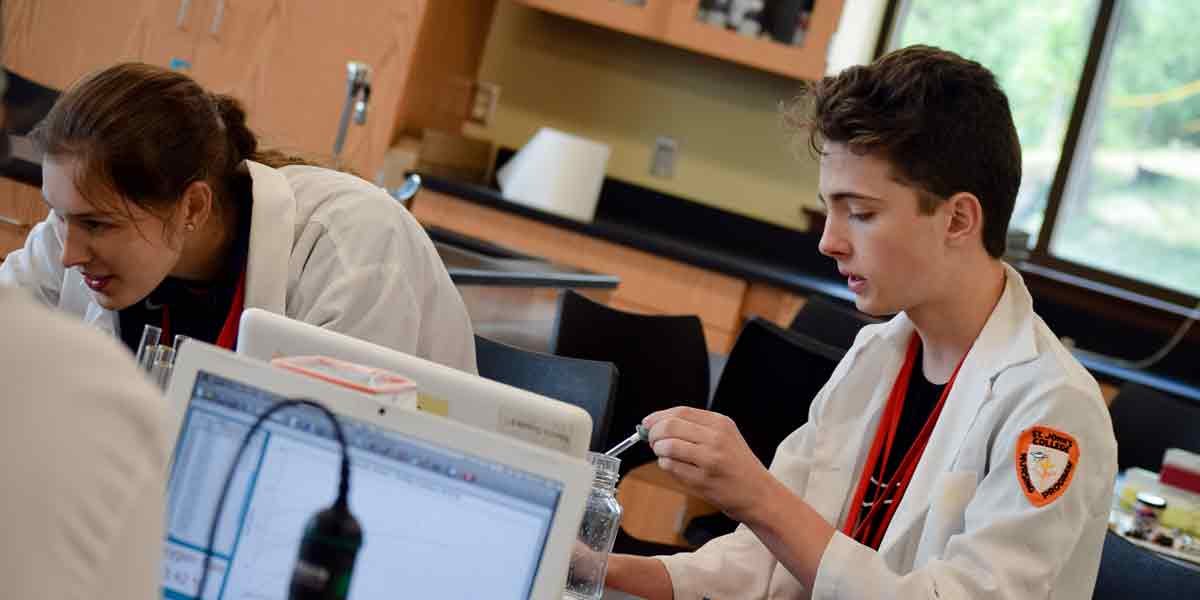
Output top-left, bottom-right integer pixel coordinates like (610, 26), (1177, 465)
(498, 405), (573, 453)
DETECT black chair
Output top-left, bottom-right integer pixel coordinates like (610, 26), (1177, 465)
(474, 334), (617, 452)
(1, 70), (61, 186)
(550, 291), (711, 557)
(788, 294), (882, 354)
(3, 70), (61, 135)
(550, 291), (710, 475)
(682, 317), (844, 546)
(1108, 382), (1200, 472)
(1092, 530), (1200, 598)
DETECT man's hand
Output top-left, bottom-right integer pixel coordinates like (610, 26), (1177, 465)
(643, 407), (836, 592)
(643, 406), (778, 525)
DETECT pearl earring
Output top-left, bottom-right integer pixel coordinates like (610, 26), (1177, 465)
(185, 223), (196, 232)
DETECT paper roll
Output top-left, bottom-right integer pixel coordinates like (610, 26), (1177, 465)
(497, 128), (611, 222)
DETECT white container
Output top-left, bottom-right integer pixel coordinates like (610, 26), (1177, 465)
(271, 355), (418, 411)
(1162, 448), (1200, 494)
(496, 127), (610, 223)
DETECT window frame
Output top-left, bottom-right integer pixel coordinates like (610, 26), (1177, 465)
(878, 0), (1200, 313)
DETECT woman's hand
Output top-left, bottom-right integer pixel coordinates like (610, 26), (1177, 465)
(642, 406), (778, 525)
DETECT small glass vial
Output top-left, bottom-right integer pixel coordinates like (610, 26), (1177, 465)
(135, 324), (162, 372)
(1132, 492), (1167, 540)
(564, 452), (623, 600)
(148, 345), (177, 391)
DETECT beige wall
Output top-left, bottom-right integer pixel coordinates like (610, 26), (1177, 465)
(469, 1), (822, 231)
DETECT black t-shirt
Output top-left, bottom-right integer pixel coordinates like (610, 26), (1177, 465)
(118, 273), (242, 353)
(854, 343), (945, 543)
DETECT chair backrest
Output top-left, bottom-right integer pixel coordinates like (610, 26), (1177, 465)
(1092, 530), (1200, 598)
(3, 70), (61, 135)
(550, 291), (709, 474)
(1109, 382), (1200, 472)
(788, 294), (882, 353)
(474, 334), (617, 452)
(711, 317), (844, 468)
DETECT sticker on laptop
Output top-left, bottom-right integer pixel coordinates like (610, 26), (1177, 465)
(1015, 425), (1079, 507)
(497, 405), (572, 453)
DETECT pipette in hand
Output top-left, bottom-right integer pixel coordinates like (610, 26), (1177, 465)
(604, 424), (650, 457)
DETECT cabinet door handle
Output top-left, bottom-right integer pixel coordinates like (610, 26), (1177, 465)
(0, 214), (27, 228)
(176, 0), (192, 28)
(210, 0), (226, 35)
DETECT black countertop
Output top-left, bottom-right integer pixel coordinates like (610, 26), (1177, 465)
(426, 225), (618, 288)
(433, 238), (618, 289)
(418, 173), (1200, 404)
(0, 72), (59, 188)
(418, 174), (852, 302)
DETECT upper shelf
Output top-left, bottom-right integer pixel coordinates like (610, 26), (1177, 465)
(510, 0), (845, 81)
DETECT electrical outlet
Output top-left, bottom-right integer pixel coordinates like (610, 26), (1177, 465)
(650, 136), (677, 178)
(468, 81), (500, 127)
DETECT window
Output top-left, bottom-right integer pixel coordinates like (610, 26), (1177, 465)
(888, 0), (1200, 302)
(1050, 1), (1200, 298)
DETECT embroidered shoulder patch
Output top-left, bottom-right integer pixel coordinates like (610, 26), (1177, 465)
(1015, 426), (1079, 507)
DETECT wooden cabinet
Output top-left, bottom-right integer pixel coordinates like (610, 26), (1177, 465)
(513, 0), (673, 38)
(0, 1), (498, 257)
(0, 0), (503, 185)
(0, 1), (186, 256)
(511, 0), (845, 80)
(665, 0), (845, 80)
(1, 0), (423, 248)
(187, 0), (424, 178)
(2, 0), (149, 91)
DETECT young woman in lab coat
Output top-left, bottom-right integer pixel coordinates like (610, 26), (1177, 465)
(605, 46), (1118, 599)
(0, 63), (476, 372)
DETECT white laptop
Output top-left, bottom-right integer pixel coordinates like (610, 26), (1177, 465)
(236, 308), (593, 458)
(163, 341), (592, 600)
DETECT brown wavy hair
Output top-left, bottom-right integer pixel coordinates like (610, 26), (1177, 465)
(31, 62), (313, 224)
(789, 45), (1021, 258)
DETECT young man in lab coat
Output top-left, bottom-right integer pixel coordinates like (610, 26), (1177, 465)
(605, 45), (1118, 599)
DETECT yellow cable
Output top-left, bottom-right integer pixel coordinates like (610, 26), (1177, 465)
(1112, 79), (1200, 109)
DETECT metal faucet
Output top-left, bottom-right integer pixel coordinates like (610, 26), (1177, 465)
(332, 61), (372, 166)
(388, 173), (423, 209)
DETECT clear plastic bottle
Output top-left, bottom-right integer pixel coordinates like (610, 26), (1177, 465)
(564, 452), (623, 600)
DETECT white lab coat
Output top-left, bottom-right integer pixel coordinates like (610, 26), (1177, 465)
(0, 161), (477, 372)
(659, 264), (1118, 600)
(0, 286), (171, 600)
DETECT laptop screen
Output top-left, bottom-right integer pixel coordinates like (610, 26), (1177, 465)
(164, 371), (564, 600)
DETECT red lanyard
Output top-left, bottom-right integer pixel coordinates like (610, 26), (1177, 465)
(841, 333), (966, 549)
(161, 269), (248, 351)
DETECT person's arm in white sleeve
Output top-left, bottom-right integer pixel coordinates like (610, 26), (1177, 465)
(784, 384), (1114, 600)
(0, 215), (68, 306)
(0, 288), (171, 600)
